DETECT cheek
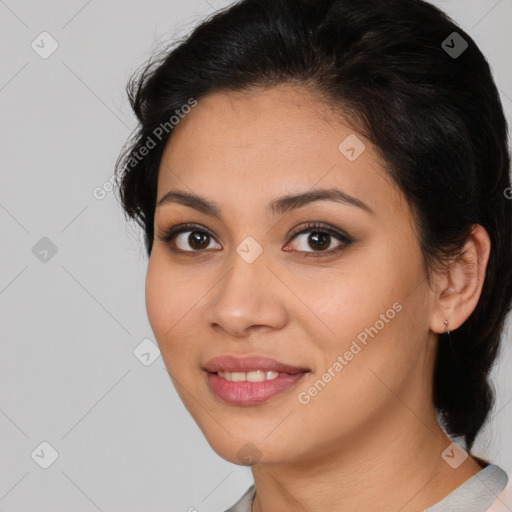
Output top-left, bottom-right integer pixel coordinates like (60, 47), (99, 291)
(145, 256), (170, 338)
(144, 252), (198, 360)
(287, 255), (401, 353)
(313, 235), (425, 355)
(296, 255), (425, 399)
(292, 304), (420, 448)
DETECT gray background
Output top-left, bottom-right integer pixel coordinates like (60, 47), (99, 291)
(1, 1), (511, 511)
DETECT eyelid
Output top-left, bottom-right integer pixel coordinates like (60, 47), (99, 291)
(288, 222), (350, 241)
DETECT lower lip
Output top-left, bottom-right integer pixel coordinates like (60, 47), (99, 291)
(206, 371), (307, 405)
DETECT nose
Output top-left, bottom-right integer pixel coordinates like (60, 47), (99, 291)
(204, 247), (288, 338)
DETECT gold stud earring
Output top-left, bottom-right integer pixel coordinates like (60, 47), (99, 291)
(444, 319), (450, 334)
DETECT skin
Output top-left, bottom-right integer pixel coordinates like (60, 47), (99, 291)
(145, 83), (491, 512)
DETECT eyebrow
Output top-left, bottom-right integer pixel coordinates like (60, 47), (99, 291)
(156, 188), (374, 217)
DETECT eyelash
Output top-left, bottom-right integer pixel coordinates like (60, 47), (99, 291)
(157, 222), (353, 259)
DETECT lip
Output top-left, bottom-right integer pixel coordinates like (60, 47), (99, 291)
(203, 355), (310, 405)
(205, 371), (308, 405)
(203, 355), (309, 374)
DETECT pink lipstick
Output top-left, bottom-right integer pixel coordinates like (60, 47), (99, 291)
(204, 355), (309, 405)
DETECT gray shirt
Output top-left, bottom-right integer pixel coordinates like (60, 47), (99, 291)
(224, 464), (509, 512)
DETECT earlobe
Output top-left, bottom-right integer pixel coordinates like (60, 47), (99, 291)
(429, 224), (491, 335)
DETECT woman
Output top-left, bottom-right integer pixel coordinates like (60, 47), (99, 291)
(114, 0), (512, 510)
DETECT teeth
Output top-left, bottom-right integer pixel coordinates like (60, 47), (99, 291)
(217, 370), (281, 382)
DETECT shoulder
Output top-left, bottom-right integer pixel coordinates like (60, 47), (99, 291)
(221, 466), (511, 512)
(487, 465), (512, 512)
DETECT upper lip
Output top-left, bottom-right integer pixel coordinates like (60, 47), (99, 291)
(204, 355), (309, 374)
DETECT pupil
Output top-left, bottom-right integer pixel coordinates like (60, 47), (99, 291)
(310, 232), (329, 251)
(190, 231), (209, 249)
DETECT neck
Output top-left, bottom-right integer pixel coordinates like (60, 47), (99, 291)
(250, 405), (482, 512)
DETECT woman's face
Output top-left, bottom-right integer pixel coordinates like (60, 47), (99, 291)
(146, 84), (441, 465)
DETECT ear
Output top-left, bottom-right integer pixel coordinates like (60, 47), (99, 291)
(429, 224), (491, 334)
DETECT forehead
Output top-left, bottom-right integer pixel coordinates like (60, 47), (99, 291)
(156, 84), (401, 218)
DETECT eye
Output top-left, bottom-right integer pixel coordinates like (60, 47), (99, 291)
(286, 222), (352, 258)
(157, 223), (221, 253)
(157, 221), (353, 258)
